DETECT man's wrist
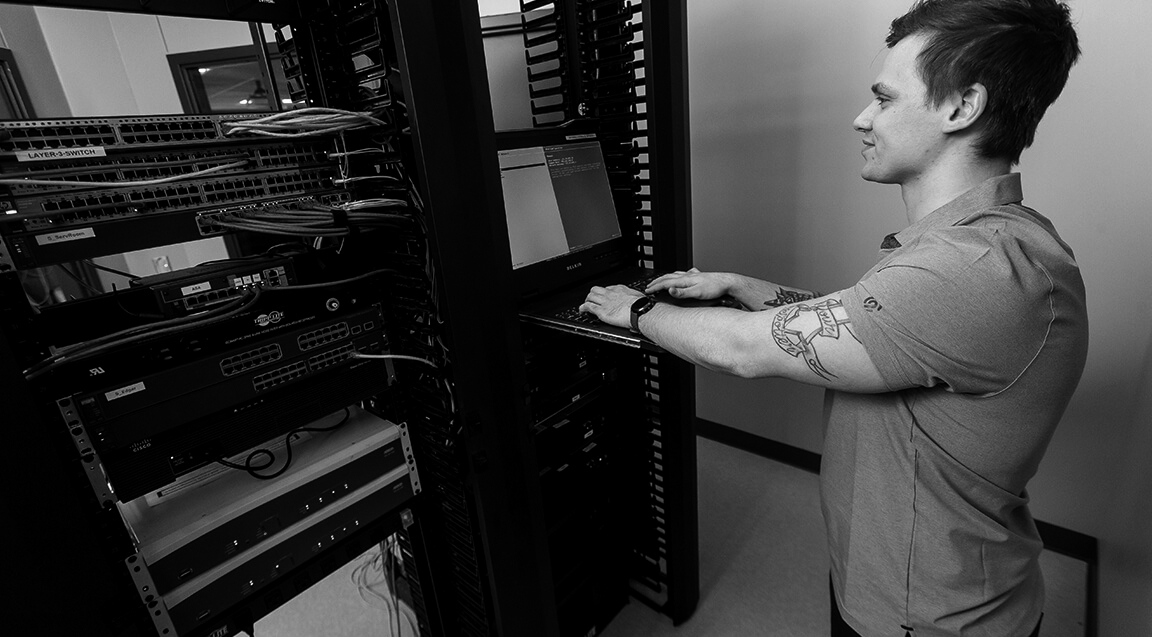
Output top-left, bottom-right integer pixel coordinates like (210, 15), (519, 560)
(718, 272), (741, 297)
(629, 295), (659, 334)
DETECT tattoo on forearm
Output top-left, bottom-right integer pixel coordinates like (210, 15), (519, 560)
(764, 289), (817, 308)
(771, 298), (860, 380)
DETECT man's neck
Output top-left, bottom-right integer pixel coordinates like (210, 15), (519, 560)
(901, 158), (1012, 224)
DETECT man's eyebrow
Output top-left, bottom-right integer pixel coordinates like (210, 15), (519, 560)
(871, 82), (898, 97)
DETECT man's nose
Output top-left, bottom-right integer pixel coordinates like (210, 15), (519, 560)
(853, 103), (874, 133)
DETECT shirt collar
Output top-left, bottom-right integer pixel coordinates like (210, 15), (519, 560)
(884, 173), (1023, 250)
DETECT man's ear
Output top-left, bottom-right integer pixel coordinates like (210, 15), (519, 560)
(942, 83), (988, 133)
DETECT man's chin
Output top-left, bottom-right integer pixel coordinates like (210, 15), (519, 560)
(859, 167), (896, 184)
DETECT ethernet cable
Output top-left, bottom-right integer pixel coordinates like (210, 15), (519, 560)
(222, 108), (387, 138)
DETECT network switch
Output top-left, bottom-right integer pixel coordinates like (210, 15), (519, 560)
(73, 305), (386, 450)
(130, 254), (297, 317)
(36, 277), (387, 396)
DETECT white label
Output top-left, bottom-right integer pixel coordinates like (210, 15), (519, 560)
(16, 147), (107, 162)
(181, 282), (212, 296)
(35, 228), (95, 245)
(105, 382), (145, 402)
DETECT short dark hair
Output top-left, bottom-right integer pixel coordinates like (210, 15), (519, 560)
(888, 0), (1081, 164)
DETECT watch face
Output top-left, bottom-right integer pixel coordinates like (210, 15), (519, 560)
(630, 295), (657, 334)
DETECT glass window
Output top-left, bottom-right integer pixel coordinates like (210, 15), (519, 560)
(168, 45), (295, 114)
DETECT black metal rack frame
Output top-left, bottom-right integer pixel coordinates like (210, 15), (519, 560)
(0, 1), (694, 635)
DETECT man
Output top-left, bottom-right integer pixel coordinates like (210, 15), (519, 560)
(579, 0), (1086, 635)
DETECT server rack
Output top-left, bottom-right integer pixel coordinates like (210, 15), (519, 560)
(1, 1), (695, 635)
(1, 2), (442, 636)
(389, 1), (697, 635)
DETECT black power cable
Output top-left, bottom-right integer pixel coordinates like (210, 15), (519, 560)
(216, 407), (352, 480)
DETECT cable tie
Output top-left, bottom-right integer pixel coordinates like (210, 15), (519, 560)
(330, 207), (358, 235)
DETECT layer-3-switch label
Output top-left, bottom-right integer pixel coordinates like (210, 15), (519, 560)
(16, 147), (108, 162)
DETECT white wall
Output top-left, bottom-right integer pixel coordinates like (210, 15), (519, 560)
(687, 0), (1152, 634)
(479, 0), (522, 17)
(0, 4), (72, 117)
(35, 7), (142, 116)
(23, 7), (258, 117)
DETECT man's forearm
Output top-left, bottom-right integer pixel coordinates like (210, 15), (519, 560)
(632, 292), (886, 392)
(636, 303), (757, 375)
(724, 274), (821, 311)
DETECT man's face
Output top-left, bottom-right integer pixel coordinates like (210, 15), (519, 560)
(853, 34), (950, 185)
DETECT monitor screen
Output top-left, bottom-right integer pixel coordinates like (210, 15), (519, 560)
(498, 140), (622, 270)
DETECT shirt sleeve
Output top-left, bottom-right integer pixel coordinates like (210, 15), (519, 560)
(839, 227), (1055, 395)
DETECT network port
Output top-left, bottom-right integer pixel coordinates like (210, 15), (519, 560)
(252, 361), (308, 392)
(298, 322), (350, 351)
(220, 345), (283, 376)
(307, 343), (356, 371)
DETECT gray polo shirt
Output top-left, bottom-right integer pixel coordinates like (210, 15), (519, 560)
(826, 173), (1089, 636)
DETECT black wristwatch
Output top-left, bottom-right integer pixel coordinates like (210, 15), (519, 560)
(629, 295), (658, 334)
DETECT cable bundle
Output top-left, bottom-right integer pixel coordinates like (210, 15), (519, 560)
(23, 287), (262, 381)
(221, 108), (388, 138)
(208, 198), (414, 237)
(22, 268), (399, 381)
(351, 539), (420, 637)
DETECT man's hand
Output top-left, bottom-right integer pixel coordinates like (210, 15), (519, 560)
(645, 268), (733, 300)
(580, 285), (646, 328)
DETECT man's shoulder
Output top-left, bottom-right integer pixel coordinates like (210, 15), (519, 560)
(899, 203), (1077, 274)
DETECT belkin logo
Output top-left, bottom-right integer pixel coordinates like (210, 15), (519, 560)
(566, 262), (583, 271)
(254, 311), (284, 327)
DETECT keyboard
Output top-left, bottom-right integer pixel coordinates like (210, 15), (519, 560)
(555, 272), (662, 324)
(625, 272), (662, 291)
(557, 306), (602, 324)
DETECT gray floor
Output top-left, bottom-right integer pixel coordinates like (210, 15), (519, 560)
(251, 437), (1087, 637)
(604, 437), (1087, 637)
